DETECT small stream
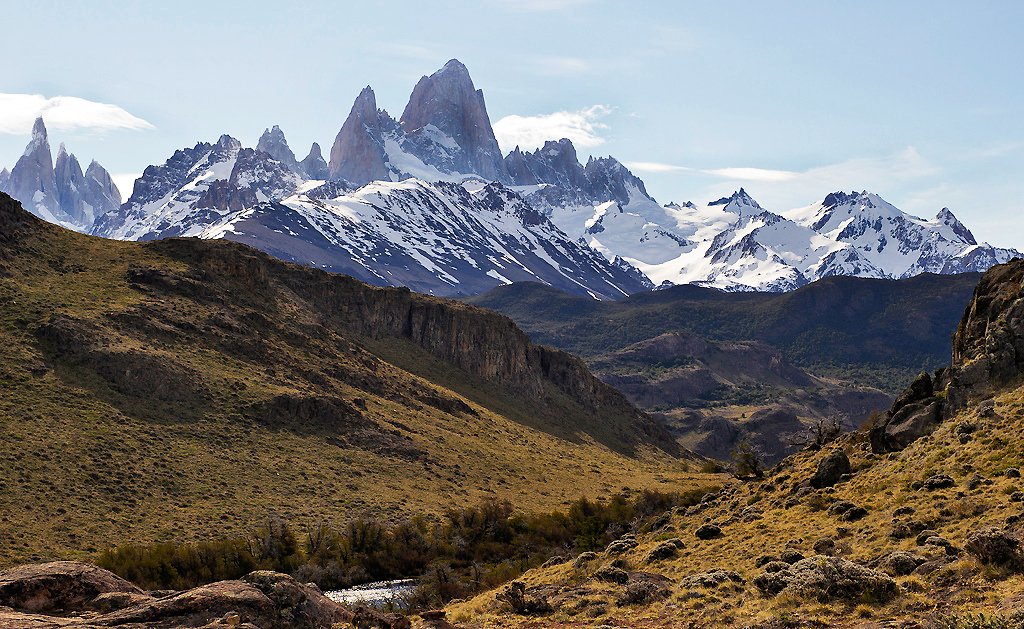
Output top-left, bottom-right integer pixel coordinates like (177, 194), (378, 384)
(325, 579), (417, 607)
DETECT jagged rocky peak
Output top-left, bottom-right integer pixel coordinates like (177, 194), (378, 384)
(54, 143), (92, 226)
(328, 85), (392, 185)
(936, 207), (977, 245)
(507, 138), (589, 190)
(584, 155), (654, 204)
(84, 160), (122, 211)
(709, 187), (761, 210)
(300, 142), (329, 180)
(215, 133), (242, 153)
(0, 167), (10, 191)
(6, 117), (61, 224)
(400, 59), (509, 182)
(256, 125), (303, 175)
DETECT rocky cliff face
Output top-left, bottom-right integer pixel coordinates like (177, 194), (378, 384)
(327, 86), (392, 185)
(400, 59), (509, 182)
(870, 258), (1024, 452)
(144, 234), (664, 437)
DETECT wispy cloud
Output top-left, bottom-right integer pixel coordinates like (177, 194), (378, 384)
(626, 161), (798, 182)
(531, 55), (591, 76)
(629, 148), (940, 212)
(0, 94), (154, 135)
(493, 105), (611, 152)
(491, 0), (596, 11)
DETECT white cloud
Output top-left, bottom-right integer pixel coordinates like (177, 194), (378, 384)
(626, 161), (798, 182)
(0, 94), (154, 135)
(493, 105), (611, 153)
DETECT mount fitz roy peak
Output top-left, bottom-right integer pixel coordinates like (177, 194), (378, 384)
(0, 118), (120, 231)
(34, 58), (1017, 297)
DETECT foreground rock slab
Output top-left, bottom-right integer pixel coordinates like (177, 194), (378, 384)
(0, 562), (353, 628)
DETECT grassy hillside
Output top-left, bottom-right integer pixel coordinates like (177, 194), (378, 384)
(451, 260), (1024, 627)
(0, 193), (710, 567)
(451, 382), (1024, 626)
(468, 274), (980, 393)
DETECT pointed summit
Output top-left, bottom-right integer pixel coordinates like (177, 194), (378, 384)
(936, 207), (977, 245)
(8, 116), (61, 224)
(400, 59), (508, 182)
(328, 85), (393, 185)
(708, 188), (763, 215)
(256, 125), (303, 175)
(83, 159), (123, 217)
(0, 168), (10, 192)
(300, 142), (329, 180)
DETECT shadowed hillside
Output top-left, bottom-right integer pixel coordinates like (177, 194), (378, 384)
(0, 192), (704, 567)
(469, 274), (981, 393)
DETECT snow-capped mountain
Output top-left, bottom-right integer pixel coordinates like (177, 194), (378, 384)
(90, 126), (649, 299)
(545, 183), (1020, 292)
(0, 118), (120, 232)
(11, 58), (1013, 298)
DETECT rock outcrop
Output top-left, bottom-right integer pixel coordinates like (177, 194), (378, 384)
(947, 258), (1024, 410)
(0, 561), (143, 613)
(0, 562), (351, 628)
(871, 258), (1024, 452)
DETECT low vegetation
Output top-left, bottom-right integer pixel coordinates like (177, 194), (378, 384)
(96, 489), (714, 609)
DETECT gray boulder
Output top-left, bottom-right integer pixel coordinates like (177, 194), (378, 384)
(810, 449), (851, 488)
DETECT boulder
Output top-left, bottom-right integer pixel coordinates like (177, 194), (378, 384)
(878, 551), (926, 576)
(870, 390), (942, 453)
(809, 449), (851, 489)
(0, 561), (143, 613)
(964, 528), (1023, 569)
(694, 524), (722, 540)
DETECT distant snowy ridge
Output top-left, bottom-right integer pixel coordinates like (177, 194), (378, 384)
(7, 58), (1018, 298)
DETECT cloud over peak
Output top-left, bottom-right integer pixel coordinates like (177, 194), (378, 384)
(0, 94), (154, 135)
(493, 105), (611, 153)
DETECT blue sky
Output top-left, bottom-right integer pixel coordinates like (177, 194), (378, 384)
(2, 0), (1022, 246)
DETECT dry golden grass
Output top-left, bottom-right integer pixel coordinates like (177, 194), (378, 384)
(0, 217), (715, 568)
(450, 384), (1024, 627)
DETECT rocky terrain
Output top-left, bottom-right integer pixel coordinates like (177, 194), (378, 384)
(447, 257), (1024, 627)
(0, 191), (703, 567)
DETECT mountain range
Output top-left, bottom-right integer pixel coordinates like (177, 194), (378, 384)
(2, 59), (1019, 297)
